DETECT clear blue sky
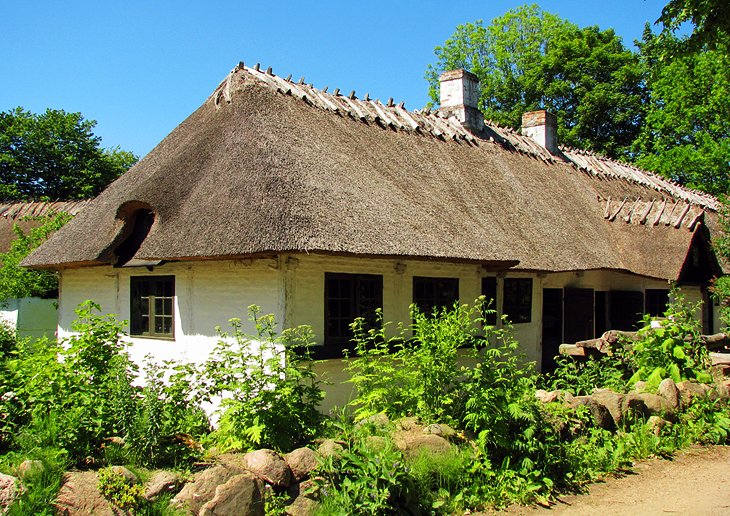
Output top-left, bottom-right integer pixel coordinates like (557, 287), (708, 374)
(2, 1), (670, 158)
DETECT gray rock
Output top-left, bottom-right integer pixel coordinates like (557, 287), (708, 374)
(284, 448), (319, 482)
(16, 460), (43, 479)
(317, 439), (345, 459)
(423, 423), (456, 439)
(394, 417), (420, 431)
(286, 495), (319, 516)
(677, 381), (711, 408)
(354, 412), (389, 429)
(658, 378), (680, 410)
(172, 464), (244, 514)
(244, 449), (292, 488)
(632, 381), (648, 393)
(0, 473), (23, 514)
(393, 430), (451, 458)
(623, 392), (673, 420)
(199, 472), (264, 516)
(144, 470), (184, 501)
(590, 390), (626, 428)
(569, 395), (615, 430)
(647, 415), (670, 436)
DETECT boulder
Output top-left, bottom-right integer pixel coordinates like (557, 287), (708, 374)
(632, 381), (648, 393)
(647, 415), (670, 436)
(658, 378), (680, 410)
(284, 448), (319, 482)
(535, 389), (561, 403)
(392, 431), (451, 458)
(623, 393), (673, 420)
(354, 413), (389, 429)
(244, 449), (292, 488)
(172, 464), (245, 514)
(590, 389), (625, 428)
(423, 423), (456, 439)
(677, 381), (711, 408)
(110, 466), (139, 485)
(54, 471), (113, 516)
(569, 396), (615, 430)
(144, 471), (184, 501)
(199, 472), (264, 516)
(16, 460), (43, 479)
(0, 473), (23, 514)
(317, 439), (345, 459)
(394, 417), (420, 431)
(286, 495), (319, 516)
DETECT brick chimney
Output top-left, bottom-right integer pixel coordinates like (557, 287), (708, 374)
(521, 110), (558, 154)
(438, 69), (484, 133)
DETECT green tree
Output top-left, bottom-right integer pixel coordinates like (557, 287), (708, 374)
(634, 28), (730, 195)
(0, 212), (71, 302)
(0, 107), (137, 200)
(426, 4), (645, 160)
(658, 0), (730, 51)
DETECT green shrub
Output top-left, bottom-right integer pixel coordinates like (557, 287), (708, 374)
(347, 300), (487, 424)
(97, 467), (146, 513)
(201, 305), (324, 452)
(624, 292), (712, 389)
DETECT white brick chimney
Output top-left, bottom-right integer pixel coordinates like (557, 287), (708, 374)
(438, 69), (484, 133)
(521, 110), (558, 154)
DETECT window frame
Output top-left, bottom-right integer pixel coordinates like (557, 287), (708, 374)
(324, 272), (383, 356)
(130, 275), (175, 339)
(503, 277), (533, 324)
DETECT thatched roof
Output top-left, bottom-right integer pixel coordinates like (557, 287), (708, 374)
(23, 64), (722, 281)
(0, 201), (89, 253)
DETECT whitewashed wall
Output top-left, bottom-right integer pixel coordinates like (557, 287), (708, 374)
(57, 259), (282, 367)
(56, 254), (714, 415)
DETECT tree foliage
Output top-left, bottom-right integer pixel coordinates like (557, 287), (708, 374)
(658, 0), (730, 50)
(634, 29), (730, 196)
(0, 107), (137, 201)
(0, 212), (71, 302)
(426, 4), (646, 160)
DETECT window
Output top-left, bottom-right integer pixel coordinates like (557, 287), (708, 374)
(503, 278), (532, 323)
(481, 276), (497, 325)
(130, 276), (175, 338)
(325, 273), (383, 354)
(609, 290), (644, 330)
(413, 276), (459, 315)
(645, 289), (670, 317)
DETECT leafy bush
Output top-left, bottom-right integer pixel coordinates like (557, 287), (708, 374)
(97, 467), (146, 512)
(315, 438), (418, 515)
(546, 353), (628, 395)
(201, 305), (324, 452)
(624, 293), (712, 389)
(347, 300), (487, 424)
(1, 301), (208, 467)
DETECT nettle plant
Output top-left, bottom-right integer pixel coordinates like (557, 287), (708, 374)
(201, 305), (324, 452)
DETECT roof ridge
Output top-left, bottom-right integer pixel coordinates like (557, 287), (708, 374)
(214, 62), (719, 212)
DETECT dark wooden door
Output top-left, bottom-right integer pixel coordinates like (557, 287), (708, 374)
(541, 288), (563, 372)
(564, 288), (594, 343)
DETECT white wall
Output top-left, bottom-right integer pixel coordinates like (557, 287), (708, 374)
(58, 258), (282, 367)
(56, 255), (715, 415)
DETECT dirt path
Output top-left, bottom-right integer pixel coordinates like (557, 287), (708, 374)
(503, 445), (730, 516)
